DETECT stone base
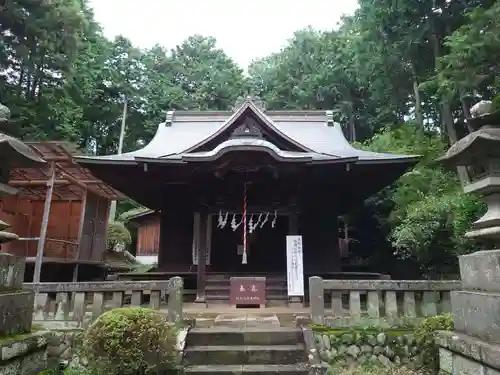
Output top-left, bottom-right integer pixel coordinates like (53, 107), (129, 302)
(0, 291), (34, 336)
(459, 249), (500, 292)
(438, 330), (500, 374)
(451, 290), (500, 344)
(0, 331), (50, 375)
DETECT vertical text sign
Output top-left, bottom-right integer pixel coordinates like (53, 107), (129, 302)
(286, 235), (304, 296)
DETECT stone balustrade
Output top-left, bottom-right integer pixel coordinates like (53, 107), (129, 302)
(309, 277), (461, 327)
(23, 278), (184, 327)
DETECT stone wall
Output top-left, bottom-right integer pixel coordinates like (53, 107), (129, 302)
(0, 331), (49, 374)
(46, 329), (82, 364)
(438, 330), (500, 375)
(313, 329), (422, 369)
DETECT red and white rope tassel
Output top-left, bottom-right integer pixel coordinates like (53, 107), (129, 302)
(242, 181), (248, 264)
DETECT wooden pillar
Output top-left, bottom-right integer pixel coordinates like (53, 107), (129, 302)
(73, 191), (88, 282)
(195, 210), (208, 303)
(289, 212), (298, 235)
(33, 162), (56, 285)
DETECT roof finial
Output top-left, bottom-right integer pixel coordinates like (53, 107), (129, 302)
(326, 110), (334, 126)
(233, 94), (266, 112)
(165, 110), (174, 127)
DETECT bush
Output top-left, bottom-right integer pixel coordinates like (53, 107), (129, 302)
(415, 313), (454, 371)
(106, 221), (132, 251)
(81, 307), (178, 375)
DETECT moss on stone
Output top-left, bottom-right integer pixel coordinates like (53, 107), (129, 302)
(0, 329), (34, 344)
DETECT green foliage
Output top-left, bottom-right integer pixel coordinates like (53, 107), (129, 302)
(328, 363), (429, 375)
(119, 207), (152, 222)
(81, 307), (178, 375)
(415, 314), (454, 371)
(361, 125), (484, 276)
(106, 221), (132, 251)
(436, 1), (500, 100)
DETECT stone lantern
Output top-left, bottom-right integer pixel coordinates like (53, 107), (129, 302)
(439, 102), (500, 240)
(437, 100), (500, 374)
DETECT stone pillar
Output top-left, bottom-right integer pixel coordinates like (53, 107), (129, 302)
(437, 103), (500, 374)
(0, 254), (32, 335)
(0, 253), (52, 374)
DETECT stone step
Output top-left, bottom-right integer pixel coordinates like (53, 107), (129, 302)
(183, 344), (306, 366)
(187, 327), (302, 346)
(184, 364), (308, 374)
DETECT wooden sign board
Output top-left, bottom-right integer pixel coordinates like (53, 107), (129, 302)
(229, 276), (266, 307)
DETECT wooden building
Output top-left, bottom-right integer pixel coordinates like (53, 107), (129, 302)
(76, 98), (418, 302)
(128, 209), (160, 263)
(0, 141), (124, 281)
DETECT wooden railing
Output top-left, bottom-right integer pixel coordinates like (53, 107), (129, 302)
(309, 276), (461, 327)
(23, 277), (183, 326)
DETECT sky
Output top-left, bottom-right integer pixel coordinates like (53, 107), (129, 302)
(88, 0), (359, 70)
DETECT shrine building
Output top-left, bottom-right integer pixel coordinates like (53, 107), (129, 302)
(75, 98), (418, 303)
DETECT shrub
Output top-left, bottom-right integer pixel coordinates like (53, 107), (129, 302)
(415, 313), (454, 371)
(81, 307), (178, 375)
(106, 221), (132, 251)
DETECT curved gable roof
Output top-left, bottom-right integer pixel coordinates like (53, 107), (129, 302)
(74, 101), (418, 165)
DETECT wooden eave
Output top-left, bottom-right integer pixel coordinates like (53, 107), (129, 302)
(8, 141), (125, 200)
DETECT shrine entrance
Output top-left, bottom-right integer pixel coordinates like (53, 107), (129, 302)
(210, 214), (289, 274)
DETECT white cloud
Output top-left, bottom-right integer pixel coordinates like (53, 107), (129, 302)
(88, 0), (358, 69)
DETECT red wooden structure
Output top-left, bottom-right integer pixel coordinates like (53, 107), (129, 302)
(0, 141), (124, 281)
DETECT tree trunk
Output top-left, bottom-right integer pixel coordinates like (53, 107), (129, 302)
(442, 102), (470, 185)
(461, 97), (474, 133)
(413, 79), (424, 127)
(411, 64), (424, 127)
(430, 32), (470, 186)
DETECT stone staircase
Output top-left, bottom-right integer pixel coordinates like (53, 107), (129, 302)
(183, 327), (309, 374)
(205, 275), (288, 306)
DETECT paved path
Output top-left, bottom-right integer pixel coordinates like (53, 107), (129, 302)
(168, 303), (311, 327)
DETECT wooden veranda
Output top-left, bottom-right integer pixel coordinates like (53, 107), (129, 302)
(0, 141), (125, 282)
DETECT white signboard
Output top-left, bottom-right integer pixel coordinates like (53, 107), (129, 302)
(286, 235), (304, 297)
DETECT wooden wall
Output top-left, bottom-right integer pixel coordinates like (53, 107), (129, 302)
(0, 195), (82, 258)
(135, 214), (160, 255)
(0, 191), (110, 262)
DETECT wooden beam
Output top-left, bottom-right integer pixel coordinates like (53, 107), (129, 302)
(73, 190), (87, 282)
(9, 179), (101, 186)
(59, 172), (104, 198)
(42, 156), (73, 162)
(33, 162), (56, 285)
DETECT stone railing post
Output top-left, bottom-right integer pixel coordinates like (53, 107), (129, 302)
(167, 276), (183, 324)
(309, 276), (324, 324)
